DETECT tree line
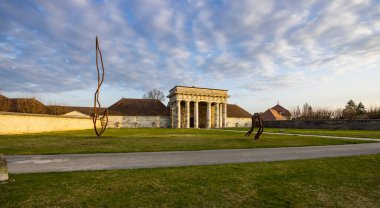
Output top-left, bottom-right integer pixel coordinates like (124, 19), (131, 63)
(291, 100), (380, 120)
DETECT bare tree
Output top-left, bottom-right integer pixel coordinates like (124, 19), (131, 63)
(143, 88), (165, 103)
(291, 106), (301, 120)
(367, 106), (380, 119)
(333, 108), (343, 119)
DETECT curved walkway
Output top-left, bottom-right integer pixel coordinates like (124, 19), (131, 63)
(6, 143), (380, 174)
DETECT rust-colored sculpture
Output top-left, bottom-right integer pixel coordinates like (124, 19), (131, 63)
(245, 113), (264, 140)
(93, 36), (108, 137)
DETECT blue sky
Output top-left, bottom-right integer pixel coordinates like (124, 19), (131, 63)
(1, 0), (379, 113)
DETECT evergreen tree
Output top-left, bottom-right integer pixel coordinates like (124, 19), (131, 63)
(356, 102), (366, 115)
(345, 100), (356, 111)
(343, 99), (357, 119)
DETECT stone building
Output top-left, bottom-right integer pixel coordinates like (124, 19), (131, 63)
(226, 104), (252, 127)
(167, 86), (229, 128)
(107, 98), (170, 128)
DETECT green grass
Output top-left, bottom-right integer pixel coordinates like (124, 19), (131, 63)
(225, 127), (380, 139)
(1, 154), (379, 207)
(0, 128), (375, 155)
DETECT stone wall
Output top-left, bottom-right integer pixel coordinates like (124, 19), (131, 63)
(108, 116), (170, 128)
(0, 111), (257, 134)
(0, 112), (94, 134)
(227, 117), (251, 128)
(262, 120), (380, 130)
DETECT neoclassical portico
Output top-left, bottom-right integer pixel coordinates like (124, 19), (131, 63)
(168, 86), (229, 128)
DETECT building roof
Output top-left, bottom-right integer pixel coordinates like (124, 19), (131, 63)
(47, 106), (91, 115)
(0, 94), (8, 100)
(169, 86), (228, 92)
(0, 95), (11, 111)
(108, 98), (170, 116)
(271, 104), (291, 117)
(8, 98), (49, 114)
(260, 109), (286, 121)
(63, 110), (90, 118)
(46, 105), (110, 116)
(227, 104), (252, 118)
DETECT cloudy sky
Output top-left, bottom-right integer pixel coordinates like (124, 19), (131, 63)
(1, 0), (379, 113)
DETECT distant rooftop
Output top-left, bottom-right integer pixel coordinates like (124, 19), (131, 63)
(108, 98), (170, 116)
(227, 104), (252, 118)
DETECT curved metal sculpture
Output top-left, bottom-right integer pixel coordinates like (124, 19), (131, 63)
(245, 113), (264, 140)
(93, 36), (108, 137)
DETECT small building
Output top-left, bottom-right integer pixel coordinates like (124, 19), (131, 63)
(226, 104), (252, 127)
(107, 98), (170, 128)
(271, 104), (291, 119)
(167, 86), (229, 128)
(261, 104), (291, 121)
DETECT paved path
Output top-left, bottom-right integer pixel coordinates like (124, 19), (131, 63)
(217, 129), (380, 141)
(6, 143), (380, 174)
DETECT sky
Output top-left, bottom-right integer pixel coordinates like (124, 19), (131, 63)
(1, 0), (380, 113)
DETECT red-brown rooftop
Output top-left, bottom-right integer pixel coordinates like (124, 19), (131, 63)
(108, 98), (170, 116)
(227, 104), (252, 118)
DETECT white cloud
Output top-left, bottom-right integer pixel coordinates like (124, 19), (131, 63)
(0, 0), (379, 106)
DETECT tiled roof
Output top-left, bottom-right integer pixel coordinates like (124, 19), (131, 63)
(47, 105), (103, 116)
(260, 109), (286, 121)
(9, 98), (49, 114)
(108, 98), (170, 116)
(0, 95), (11, 111)
(227, 104), (252, 118)
(0, 94), (8, 100)
(271, 104), (291, 117)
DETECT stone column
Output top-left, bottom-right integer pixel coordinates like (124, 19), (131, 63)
(215, 103), (219, 128)
(0, 155), (8, 182)
(194, 102), (199, 128)
(219, 103), (223, 128)
(185, 101), (190, 128)
(170, 104), (174, 128)
(223, 103), (227, 128)
(206, 102), (211, 128)
(176, 100), (181, 128)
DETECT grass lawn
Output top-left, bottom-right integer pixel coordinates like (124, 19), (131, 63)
(225, 127), (380, 139)
(1, 154), (379, 207)
(0, 128), (376, 155)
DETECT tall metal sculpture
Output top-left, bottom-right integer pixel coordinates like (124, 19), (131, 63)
(93, 36), (108, 137)
(245, 113), (264, 140)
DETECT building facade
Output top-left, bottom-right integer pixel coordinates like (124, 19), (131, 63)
(167, 86), (229, 128)
(226, 104), (252, 128)
(107, 98), (171, 128)
(0, 86), (254, 131)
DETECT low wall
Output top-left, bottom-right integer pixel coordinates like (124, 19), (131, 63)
(262, 120), (380, 130)
(108, 116), (170, 128)
(0, 112), (94, 135)
(227, 117), (251, 128)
